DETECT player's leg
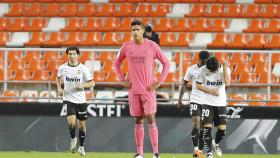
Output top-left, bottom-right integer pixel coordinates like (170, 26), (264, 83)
(201, 105), (214, 158)
(142, 93), (159, 158)
(65, 101), (78, 153)
(212, 107), (227, 157)
(129, 93), (145, 158)
(76, 103), (88, 156)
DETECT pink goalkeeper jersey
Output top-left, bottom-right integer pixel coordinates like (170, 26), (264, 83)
(115, 39), (170, 94)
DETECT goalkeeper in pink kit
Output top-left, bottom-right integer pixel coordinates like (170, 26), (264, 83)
(115, 20), (170, 158)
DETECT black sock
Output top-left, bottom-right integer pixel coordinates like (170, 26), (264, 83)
(68, 126), (76, 139)
(198, 128), (204, 151)
(203, 127), (212, 153)
(215, 129), (226, 144)
(191, 127), (199, 148)
(79, 129), (86, 146)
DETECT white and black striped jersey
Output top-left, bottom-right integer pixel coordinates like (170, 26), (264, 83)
(196, 65), (231, 107)
(57, 63), (93, 104)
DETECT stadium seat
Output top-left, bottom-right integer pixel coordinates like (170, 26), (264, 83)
(190, 19), (210, 32)
(230, 53), (249, 64)
(0, 18), (9, 31)
(99, 32), (121, 46)
(38, 90), (58, 103)
(24, 32), (47, 47)
(61, 18), (84, 32)
(165, 72), (179, 83)
(105, 72), (120, 82)
(0, 90), (20, 102)
(172, 18), (192, 32)
(234, 62), (254, 75)
(27, 60), (46, 70)
(223, 4), (244, 17)
(114, 3), (135, 17)
(214, 52), (230, 63)
(228, 93), (248, 106)
(132, 3), (152, 17)
(207, 33), (231, 49)
(94, 71), (107, 82)
(80, 51), (94, 63)
(185, 4), (207, 17)
(160, 32), (177, 46)
(4, 3), (26, 17)
(62, 32), (84, 46)
(0, 32), (11, 46)
(102, 60), (114, 72)
(258, 72), (276, 84)
(76, 3), (97, 17)
(20, 90), (38, 102)
(39, 3), (60, 17)
(245, 34), (268, 49)
(42, 32), (65, 47)
(22, 3), (41, 17)
(79, 18), (101, 32)
(46, 60), (64, 71)
(79, 32), (102, 46)
(13, 70), (33, 81)
(241, 4), (262, 18)
(173, 52), (192, 64)
(154, 18), (175, 32)
(26, 18), (47, 32)
(208, 19), (229, 32)
(98, 51), (116, 61)
(248, 94), (266, 106)
(204, 4), (224, 17)
(243, 19), (266, 33)
(255, 0), (272, 3)
(262, 19), (280, 33)
(122, 32), (132, 43)
(267, 93), (280, 106)
(150, 3), (171, 17)
(58, 4), (77, 17)
(95, 3), (115, 17)
(7, 50), (22, 60)
(260, 4), (277, 18)
(99, 18), (121, 32)
(42, 51), (60, 61)
(264, 34), (280, 49)
(118, 18), (133, 32)
(8, 59), (27, 70)
(271, 53), (280, 65)
(226, 34), (250, 49)
(32, 70), (51, 81)
(238, 72), (257, 84)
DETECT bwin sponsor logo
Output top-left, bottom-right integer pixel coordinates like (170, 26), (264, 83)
(206, 80), (223, 86)
(66, 76), (80, 82)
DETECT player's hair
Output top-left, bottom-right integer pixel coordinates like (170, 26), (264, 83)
(145, 24), (153, 32)
(66, 46), (80, 55)
(199, 50), (210, 60)
(131, 19), (145, 29)
(206, 56), (219, 72)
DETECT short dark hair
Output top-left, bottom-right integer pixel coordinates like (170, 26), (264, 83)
(199, 50), (210, 60)
(145, 24), (153, 32)
(66, 46), (80, 55)
(206, 56), (219, 72)
(131, 19), (145, 28)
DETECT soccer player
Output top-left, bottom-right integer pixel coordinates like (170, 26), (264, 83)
(114, 20), (170, 158)
(196, 56), (231, 158)
(56, 46), (95, 156)
(178, 51), (210, 158)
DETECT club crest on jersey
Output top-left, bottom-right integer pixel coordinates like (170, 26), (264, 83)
(77, 70), (81, 75)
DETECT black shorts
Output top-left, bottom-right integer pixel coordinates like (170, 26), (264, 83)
(64, 101), (88, 121)
(201, 105), (227, 126)
(189, 102), (203, 117)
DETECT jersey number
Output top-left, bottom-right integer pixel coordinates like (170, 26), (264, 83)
(190, 104), (198, 111)
(202, 109), (210, 117)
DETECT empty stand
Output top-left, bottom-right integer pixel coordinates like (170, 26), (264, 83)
(207, 33), (231, 49)
(20, 90), (38, 102)
(24, 32), (47, 47)
(0, 90), (19, 102)
(228, 93), (247, 106)
(248, 94), (266, 106)
(76, 3), (97, 16)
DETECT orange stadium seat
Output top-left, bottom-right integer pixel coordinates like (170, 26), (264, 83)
(114, 3), (135, 17)
(200, 0), (217, 2)
(99, 18), (121, 32)
(214, 52), (230, 63)
(262, 19), (280, 33)
(267, 94), (280, 106)
(46, 60), (64, 71)
(32, 70), (51, 81)
(80, 52), (93, 63)
(42, 51), (60, 61)
(0, 90), (20, 102)
(85, 91), (94, 100)
(228, 93), (247, 106)
(62, 32), (84, 46)
(22, 3), (41, 16)
(208, 19), (229, 32)
(260, 4), (277, 18)
(174, 33), (193, 47)
(207, 33), (231, 49)
(49, 71), (57, 81)
(274, 0), (280, 3)
(238, 72), (257, 83)
(122, 32), (132, 42)
(150, 3), (171, 17)
(164, 0), (181, 2)
(98, 51), (116, 61)
(19, 0), (37, 2)
(105, 72), (120, 82)
(191, 19), (210, 32)
(27, 60), (46, 70)
(42, 32), (65, 47)
(95, 3), (115, 17)
(8, 51), (22, 60)
(55, 0), (72, 3)
(271, 53), (280, 64)
(223, 4), (244, 18)
(5, 3), (26, 17)
(172, 18), (192, 32)
(39, 4), (60, 17)
(218, 0), (235, 2)
(37, 0), (54, 2)
(100, 32), (121, 46)
(118, 18), (133, 32)
(24, 32), (47, 47)
(132, 3), (152, 17)
(250, 53), (267, 65)
(234, 62), (254, 75)
(264, 34), (280, 49)
(255, 0), (272, 3)
(165, 72), (179, 83)
(258, 72), (276, 84)
(58, 4), (77, 17)
(61, 18), (84, 32)
(204, 4), (224, 17)
(186, 4), (207, 17)
(0, 18), (10, 31)
(6, 18), (29, 32)
(248, 94), (266, 106)
(128, 0), (145, 2)
(160, 32), (177, 46)
(243, 19), (266, 33)
(94, 71), (107, 82)
(76, 3), (97, 17)
(110, 0), (127, 2)
(13, 70), (33, 81)
(79, 32), (102, 46)
(79, 18), (101, 32)
(230, 53), (249, 64)
(0, 32), (11, 46)
(246, 34), (268, 49)
(226, 34), (250, 49)
(26, 18), (47, 32)
(102, 60), (114, 72)
(154, 18), (175, 32)
(8, 59), (27, 70)
(173, 52), (192, 64)
(241, 4), (261, 18)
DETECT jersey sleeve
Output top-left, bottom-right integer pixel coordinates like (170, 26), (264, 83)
(114, 44), (126, 81)
(153, 43), (170, 83)
(83, 65), (93, 82)
(183, 67), (192, 82)
(57, 65), (64, 78)
(196, 67), (204, 84)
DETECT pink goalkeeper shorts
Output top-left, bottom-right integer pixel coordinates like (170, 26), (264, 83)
(128, 92), (157, 116)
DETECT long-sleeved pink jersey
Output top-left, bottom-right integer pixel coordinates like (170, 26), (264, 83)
(115, 39), (170, 94)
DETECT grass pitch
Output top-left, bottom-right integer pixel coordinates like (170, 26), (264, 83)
(0, 152), (279, 158)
